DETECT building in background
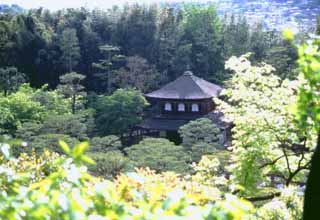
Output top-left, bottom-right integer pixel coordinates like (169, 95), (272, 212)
(136, 71), (231, 145)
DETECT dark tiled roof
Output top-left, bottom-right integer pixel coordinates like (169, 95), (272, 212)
(145, 71), (222, 100)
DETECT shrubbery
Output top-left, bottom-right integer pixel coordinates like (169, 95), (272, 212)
(0, 141), (255, 220)
(126, 138), (191, 173)
(87, 151), (130, 178)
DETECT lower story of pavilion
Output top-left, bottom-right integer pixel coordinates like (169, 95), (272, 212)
(134, 111), (232, 145)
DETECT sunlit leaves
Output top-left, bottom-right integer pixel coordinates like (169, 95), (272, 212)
(283, 29), (294, 41)
(0, 142), (255, 220)
(59, 141), (95, 165)
(216, 54), (313, 198)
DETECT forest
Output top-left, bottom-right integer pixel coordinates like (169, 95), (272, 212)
(0, 3), (319, 220)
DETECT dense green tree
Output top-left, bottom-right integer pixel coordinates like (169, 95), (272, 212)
(40, 114), (89, 141)
(88, 151), (130, 178)
(9, 14), (49, 85)
(217, 54), (314, 195)
(181, 5), (224, 81)
(0, 67), (25, 96)
(179, 118), (222, 161)
(265, 39), (298, 80)
(155, 6), (184, 81)
(59, 28), (81, 72)
(31, 85), (71, 115)
(57, 72), (86, 114)
(0, 20), (13, 66)
(296, 37), (320, 220)
(222, 14), (250, 58)
(92, 44), (124, 94)
(16, 111), (93, 153)
(0, 5), (296, 89)
(89, 135), (122, 152)
(126, 138), (191, 173)
(114, 56), (159, 92)
(28, 133), (78, 153)
(0, 85), (46, 134)
(91, 89), (148, 137)
(114, 4), (158, 60)
(316, 15), (320, 35)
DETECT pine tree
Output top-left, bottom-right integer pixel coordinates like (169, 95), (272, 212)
(59, 28), (81, 72)
(57, 72), (86, 114)
(92, 44), (124, 94)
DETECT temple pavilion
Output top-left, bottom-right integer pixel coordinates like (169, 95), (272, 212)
(136, 71), (231, 145)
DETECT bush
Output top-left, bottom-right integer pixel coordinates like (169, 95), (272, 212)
(179, 118), (222, 162)
(126, 138), (191, 173)
(190, 142), (218, 162)
(89, 135), (122, 152)
(0, 140), (255, 220)
(87, 151), (130, 178)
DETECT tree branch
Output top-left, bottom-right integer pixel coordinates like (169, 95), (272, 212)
(245, 192), (281, 202)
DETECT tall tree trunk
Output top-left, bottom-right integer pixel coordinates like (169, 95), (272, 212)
(69, 57), (72, 72)
(72, 94), (76, 114)
(303, 132), (320, 220)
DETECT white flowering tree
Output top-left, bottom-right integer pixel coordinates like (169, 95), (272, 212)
(216, 54), (315, 198)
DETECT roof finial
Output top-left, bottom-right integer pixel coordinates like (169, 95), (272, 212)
(183, 64), (193, 76)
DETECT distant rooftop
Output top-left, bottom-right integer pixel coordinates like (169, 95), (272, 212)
(145, 71), (222, 100)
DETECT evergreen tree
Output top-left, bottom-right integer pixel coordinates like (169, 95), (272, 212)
(126, 138), (191, 173)
(114, 56), (159, 92)
(222, 14), (250, 58)
(180, 5), (224, 82)
(92, 44), (124, 94)
(265, 39), (298, 80)
(156, 7), (185, 81)
(59, 28), (81, 72)
(57, 72), (86, 114)
(316, 15), (320, 35)
(0, 20), (12, 66)
(0, 67), (25, 96)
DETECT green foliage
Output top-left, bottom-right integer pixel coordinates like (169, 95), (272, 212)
(257, 186), (303, 219)
(265, 39), (298, 80)
(190, 142), (219, 163)
(0, 66), (25, 96)
(179, 118), (222, 161)
(26, 133), (78, 154)
(222, 14), (251, 58)
(92, 88), (148, 136)
(126, 138), (191, 173)
(89, 135), (122, 152)
(92, 44), (124, 94)
(0, 5), (296, 90)
(59, 28), (81, 72)
(297, 37), (320, 219)
(216, 54), (314, 196)
(57, 72), (86, 114)
(182, 5), (224, 81)
(179, 118), (222, 149)
(31, 85), (71, 115)
(0, 85), (46, 134)
(88, 150), (130, 178)
(113, 56), (160, 92)
(16, 112), (94, 153)
(0, 20), (13, 66)
(0, 140), (257, 220)
(6, 149), (61, 182)
(296, 38), (320, 132)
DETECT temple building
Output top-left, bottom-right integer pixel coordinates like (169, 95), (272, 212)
(136, 71), (231, 145)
